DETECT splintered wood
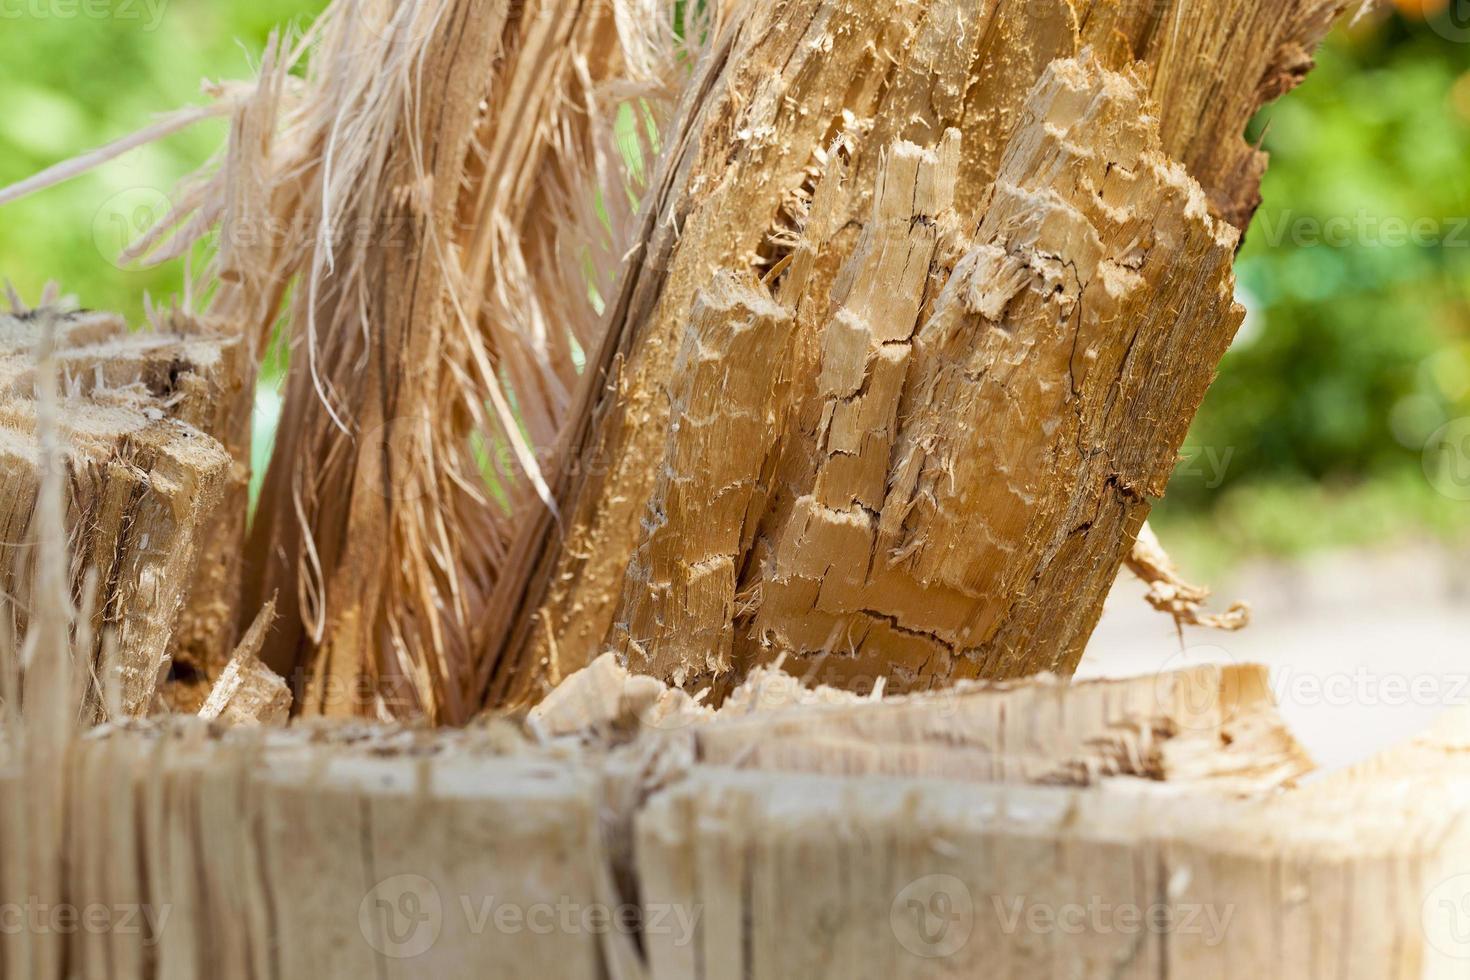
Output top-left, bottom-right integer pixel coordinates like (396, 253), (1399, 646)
(486, 0), (1347, 707)
(228, 0), (710, 724)
(7, 0), (1464, 975)
(197, 602), (290, 726)
(533, 654), (1313, 792)
(0, 308), (240, 719)
(2, 666), (1467, 979)
(0, 0), (1346, 723)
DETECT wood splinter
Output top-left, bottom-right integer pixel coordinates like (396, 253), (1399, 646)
(1126, 521), (1252, 632)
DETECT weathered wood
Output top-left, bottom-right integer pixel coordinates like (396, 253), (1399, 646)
(484, 0), (1347, 706)
(0, 308), (236, 719)
(635, 761), (1466, 979)
(155, 309), (255, 713)
(1, 667), (1462, 979)
(534, 653), (1312, 792)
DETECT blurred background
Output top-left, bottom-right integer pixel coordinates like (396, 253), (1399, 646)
(0, 1), (1467, 767)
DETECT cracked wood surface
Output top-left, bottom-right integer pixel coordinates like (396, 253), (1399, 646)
(531, 653), (1314, 793)
(485, 0), (1346, 705)
(0, 308), (236, 719)
(749, 59), (1243, 689)
(1, 670), (1463, 979)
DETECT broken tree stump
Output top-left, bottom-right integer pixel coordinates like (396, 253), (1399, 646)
(0, 306), (240, 718)
(2, 662), (1465, 979)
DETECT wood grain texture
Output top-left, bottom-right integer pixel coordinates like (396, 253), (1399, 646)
(485, 0), (1346, 705)
(0, 309), (235, 719)
(2, 670), (1463, 979)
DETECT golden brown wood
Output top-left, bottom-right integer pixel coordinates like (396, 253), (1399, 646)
(485, 0), (1346, 706)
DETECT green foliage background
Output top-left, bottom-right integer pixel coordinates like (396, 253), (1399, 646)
(1, 3), (1467, 570)
(1153, 14), (1470, 570)
(0, 2), (326, 320)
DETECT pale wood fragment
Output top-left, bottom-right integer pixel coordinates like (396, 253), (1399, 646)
(699, 663), (1312, 792)
(528, 650), (713, 739)
(528, 653), (1311, 793)
(198, 601), (291, 725)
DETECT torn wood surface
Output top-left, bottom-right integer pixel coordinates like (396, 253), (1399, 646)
(610, 273), (796, 683)
(0, 307), (235, 719)
(529, 654), (1312, 793)
(226, 0), (718, 724)
(486, 0), (1347, 707)
(1, 0), (1347, 721)
(154, 310), (255, 713)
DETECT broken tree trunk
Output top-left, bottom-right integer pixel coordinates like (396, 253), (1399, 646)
(483, 0), (1345, 706)
(0, 306), (240, 719)
(0, 0), (1346, 725)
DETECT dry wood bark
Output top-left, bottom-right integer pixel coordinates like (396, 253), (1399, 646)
(0, 306), (239, 719)
(484, 0), (1347, 706)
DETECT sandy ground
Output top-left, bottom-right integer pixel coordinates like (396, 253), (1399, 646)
(1081, 543), (1470, 774)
